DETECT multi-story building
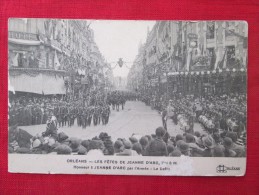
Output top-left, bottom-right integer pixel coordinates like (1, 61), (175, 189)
(127, 21), (247, 99)
(127, 43), (146, 92)
(8, 18), (108, 97)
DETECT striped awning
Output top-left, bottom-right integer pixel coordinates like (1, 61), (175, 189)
(8, 38), (42, 46)
(9, 73), (66, 95)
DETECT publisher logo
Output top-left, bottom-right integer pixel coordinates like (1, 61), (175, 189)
(216, 165), (240, 173)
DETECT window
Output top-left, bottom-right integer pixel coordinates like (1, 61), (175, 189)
(207, 48), (216, 70)
(225, 22), (235, 37)
(46, 53), (49, 68)
(206, 22), (215, 39)
(226, 46), (235, 66)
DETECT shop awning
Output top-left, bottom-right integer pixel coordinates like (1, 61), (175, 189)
(9, 73), (66, 95)
(8, 38), (42, 46)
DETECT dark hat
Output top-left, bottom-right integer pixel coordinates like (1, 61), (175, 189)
(176, 140), (185, 148)
(169, 149), (182, 157)
(176, 134), (184, 142)
(178, 141), (190, 153)
(223, 137), (233, 149)
(194, 131), (201, 137)
(199, 135), (215, 149)
(103, 139), (115, 155)
(129, 136), (138, 144)
(88, 140), (104, 151)
(123, 140), (132, 149)
(139, 136), (148, 146)
(99, 132), (109, 140)
(185, 133), (195, 143)
(58, 132), (69, 142)
(226, 131), (238, 143)
(132, 143), (142, 154)
(78, 145), (87, 155)
(56, 144), (72, 155)
(81, 140), (90, 149)
(155, 127), (166, 137)
(167, 144), (175, 154)
(213, 145), (225, 157)
(114, 140), (123, 149)
(69, 137), (81, 152)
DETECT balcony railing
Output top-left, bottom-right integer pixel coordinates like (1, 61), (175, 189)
(8, 67), (67, 74)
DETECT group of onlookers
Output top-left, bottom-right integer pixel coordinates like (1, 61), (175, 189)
(9, 124), (246, 157)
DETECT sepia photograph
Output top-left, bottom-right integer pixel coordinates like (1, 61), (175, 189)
(8, 19), (247, 175)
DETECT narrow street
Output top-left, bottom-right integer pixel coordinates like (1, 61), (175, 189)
(21, 101), (205, 141)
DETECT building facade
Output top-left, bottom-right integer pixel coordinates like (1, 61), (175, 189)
(127, 21), (247, 99)
(8, 18), (109, 97)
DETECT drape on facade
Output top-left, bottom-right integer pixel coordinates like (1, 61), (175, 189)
(9, 73), (66, 94)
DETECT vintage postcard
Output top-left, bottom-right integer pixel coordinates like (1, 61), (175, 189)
(8, 19), (247, 176)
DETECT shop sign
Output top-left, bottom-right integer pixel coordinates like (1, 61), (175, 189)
(8, 31), (38, 41)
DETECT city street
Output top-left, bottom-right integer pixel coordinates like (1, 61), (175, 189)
(20, 101), (205, 141)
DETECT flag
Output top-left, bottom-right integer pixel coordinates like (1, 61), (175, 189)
(214, 49), (220, 70)
(218, 48), (227, 69)
(222, 48), (227, 69)
(12, 53), (19, 67)
(54, 51), (61, 70)
(186, 48), (192, 71)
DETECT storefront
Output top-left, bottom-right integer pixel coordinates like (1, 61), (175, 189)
(9, 68), (66, 95)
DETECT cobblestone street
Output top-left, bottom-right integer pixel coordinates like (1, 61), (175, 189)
(21, 101), (205, 141)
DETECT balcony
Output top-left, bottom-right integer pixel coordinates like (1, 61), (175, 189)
(8, 31), (39, 41)
(8, 67), (67, 76)
(8, 31), (42, 46)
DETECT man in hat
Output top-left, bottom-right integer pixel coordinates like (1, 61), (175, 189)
(201, 135), (216, 157)
(93, 106), (99, 126)
(161, 108), (168, 130)
(87, 140), (105, 156)
(77, 106), (83, 127)
(42, 115), (58, 140)
(178, 141), (191, 156)
(9, 125), (33, 149)
(88, 106), (94, 126)
(116, 140), (138, 156)
(224, 135), (245, 157)
(82, 106), (87, 128)
(146, 127), (168, 156)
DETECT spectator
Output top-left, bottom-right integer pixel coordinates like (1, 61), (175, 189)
(146, 127), (168, 156)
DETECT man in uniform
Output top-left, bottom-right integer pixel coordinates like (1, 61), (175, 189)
(93, 106), (99, 126)
(77, 106), (82, 127)
(167, 99), (175, 121)
(61, 104), (66, 127)
(88, 106), (93, 126)
(121, 95), (126, 110)
(81, 106), (87, 128)
(97, 105), (102, 125)
(101, 105), (107, 125)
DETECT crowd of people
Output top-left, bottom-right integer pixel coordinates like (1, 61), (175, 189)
(8, 95), (111, 128)
(8, 90), (139, 128)
(107, 90), (139, 111)
(163, 93), (246, 136)
(8, 88), (246, 157)
(8, 124), (246, 157)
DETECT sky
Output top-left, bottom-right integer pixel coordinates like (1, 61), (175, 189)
(90, 20), (155, 78)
